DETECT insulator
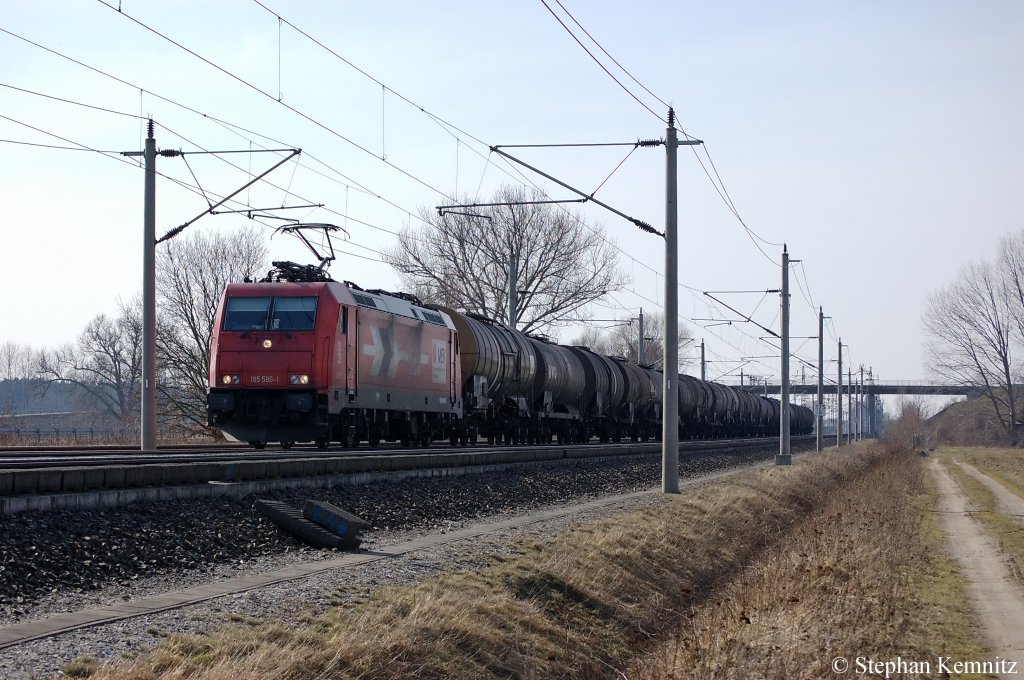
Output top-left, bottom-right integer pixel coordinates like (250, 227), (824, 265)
(633, 219), (664, 237)
(636, 139), (663, 147)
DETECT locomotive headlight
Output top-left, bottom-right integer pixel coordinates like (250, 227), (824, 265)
(262, 339), (273, 349)
(222, 375), (231, 385)
(289, 374), (310, 385)
(222, 374), (240, 385)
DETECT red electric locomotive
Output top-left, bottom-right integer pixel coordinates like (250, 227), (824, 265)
(207, 262), (462, 448)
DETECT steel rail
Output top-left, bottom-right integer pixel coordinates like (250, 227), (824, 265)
(0, 436), (817, 471)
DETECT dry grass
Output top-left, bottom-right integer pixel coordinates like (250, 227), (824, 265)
(929, 395), (1018, 447)
(69, 445), (989, 680)
(942, 451), (1024, 587)
(63, 656), (102, 678)
(950, 446), (1024, 500)
(628, 446), (989, 680)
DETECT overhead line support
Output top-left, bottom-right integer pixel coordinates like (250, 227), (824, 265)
(155, 149), (301, 244)
(490, 145), (671, 236)
(663, 109), (704, 494)
(777, 246), (792, 466)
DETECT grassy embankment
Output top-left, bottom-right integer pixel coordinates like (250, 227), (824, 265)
(941, 447), (1024, 587)
(70, 444), (985, 680)
(630, 447), (988, 679)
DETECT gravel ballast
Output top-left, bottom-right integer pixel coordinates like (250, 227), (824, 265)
(0, 448), (777, 678)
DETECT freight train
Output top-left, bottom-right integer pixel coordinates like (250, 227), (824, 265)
(207, 261), (814, 449)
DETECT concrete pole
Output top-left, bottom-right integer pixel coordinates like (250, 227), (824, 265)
(638, 308), (645, 365)
(837, 338), (843, 448)
(847, 368), (853, 444)
(142, 120), (157, 452)
(777, 245), (792, 465)
(661, 109), (680, 494)
(817, 307), (824, 452)
(869, 367), (876, 437)
(507, 233), (517, 329)
(700, 339), (706, 380)
(859, 365), (865, 440)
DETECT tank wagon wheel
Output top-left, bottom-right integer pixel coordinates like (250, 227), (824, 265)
(315, 437), (328, 450)
(249, 440), (267, 450)
(342, 429), (358, 449)
(280, 441), (294, 450)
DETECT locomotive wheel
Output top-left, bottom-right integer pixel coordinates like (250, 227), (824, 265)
(315, 437), (328, 449)
(280, 441), (293, 450)
(249, 440), (266, 450)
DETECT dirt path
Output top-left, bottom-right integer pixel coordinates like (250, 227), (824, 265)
(956, 461), (1024, 517)
(930, 457), (1024, 667)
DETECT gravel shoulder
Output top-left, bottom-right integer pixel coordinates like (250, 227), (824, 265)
(0, 490), (668, 679)
(931, 456), (1024, 661)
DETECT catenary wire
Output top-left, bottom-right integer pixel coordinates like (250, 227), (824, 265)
(6, 12), (842, 384)
(96, 0), (454, 201)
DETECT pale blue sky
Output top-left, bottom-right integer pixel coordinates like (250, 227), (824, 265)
(1, 0), (1021, 391)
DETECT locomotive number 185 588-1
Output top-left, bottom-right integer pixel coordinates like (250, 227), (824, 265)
(249, 375), (278, 384)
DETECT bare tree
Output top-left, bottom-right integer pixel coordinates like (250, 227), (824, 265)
(156, 227), (268, 432)
(568, 326), (610, 355)
(0, 341), (35, 418)
(997, 230), (1024, 354)
(386, 185), (626, 334)
(37, 300), (142, 425)
(923, 260), (1017, 440)
(570, 312), (692, 372)
(605, 312), (692, 372)
(0, 341), (33, 382)
(881, 395), (931, 449)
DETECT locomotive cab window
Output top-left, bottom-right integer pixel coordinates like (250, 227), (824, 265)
(223, 296), (318, 332)
(271, 296), (318, 331)
(223, 297), (271, 331)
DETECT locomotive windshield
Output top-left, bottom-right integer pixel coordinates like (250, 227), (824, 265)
(223, 296), (318, 332)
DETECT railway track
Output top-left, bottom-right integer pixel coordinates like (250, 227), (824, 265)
(0, 436), (817, 517)
(0, 444), (479, 469)
(0, 436), (806, 469)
